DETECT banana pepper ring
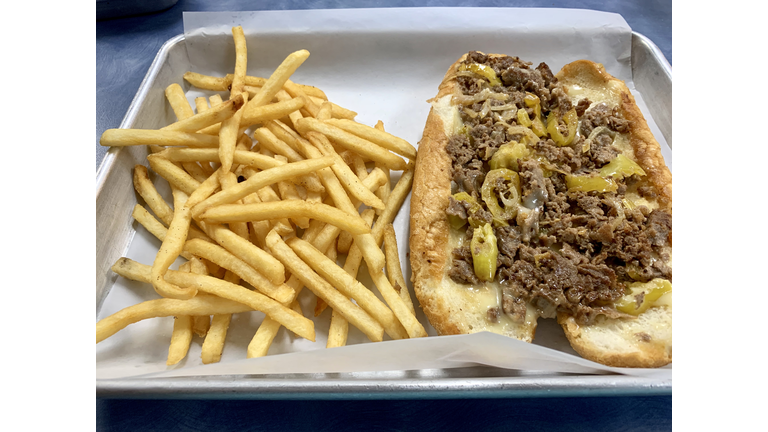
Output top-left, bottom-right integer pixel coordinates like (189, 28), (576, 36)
(449, 192), (486, 229)
(615, 279), (672, 315)
(547, 107), (578, 146)
(524, 93), (547, 137)
(489, 141), (530, 172)
(458, 63), (502, 87)
(481, 168), (522, 226)
(471, 223), (498, 282)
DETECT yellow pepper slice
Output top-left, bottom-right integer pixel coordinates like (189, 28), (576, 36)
(565, 174), (618, 193)
(547, 108), (578, 146)
(599, 154), (647, 179)
(451, 192), (485, 229)
(489, 141), (530, 171)
(471, 223), (498, 282)
(481, 169), (521, 226)
(524, 93), (546, 137)
(458, 63), (502, 87)
(615, 279), (672, 315)
(517, 109), (532, 127)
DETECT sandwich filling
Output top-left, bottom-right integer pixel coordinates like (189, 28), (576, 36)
(443, 52), (672, 325)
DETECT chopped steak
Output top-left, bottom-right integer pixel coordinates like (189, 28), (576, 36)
(444, 52), (669, 324)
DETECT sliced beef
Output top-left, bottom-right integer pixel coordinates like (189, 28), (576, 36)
(581, 103), (631, 137)
(575, 98), (592, 116)
(449, 247), (479, 285)
(446, 196), (469, 221)
(589, 133), (619, 167)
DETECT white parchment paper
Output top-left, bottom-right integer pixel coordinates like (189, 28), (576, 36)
(96, 8), (672, 382)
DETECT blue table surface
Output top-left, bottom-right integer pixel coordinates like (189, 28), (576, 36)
(96, 1), (672, 430)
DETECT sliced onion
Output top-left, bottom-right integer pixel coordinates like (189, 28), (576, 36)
(504, 125), (540, 145)
(582, 126), (614, 153)
(452, 88), (509, 105)
(490, 102), (519, 111)
(479, 99), (492, 118)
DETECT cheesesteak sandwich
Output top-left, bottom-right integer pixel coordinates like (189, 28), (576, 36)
(409, 51), (672, 368)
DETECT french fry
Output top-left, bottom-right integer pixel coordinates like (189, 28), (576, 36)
(188, 258), (212, 338)
(295, 118), (408, 171)
(109, 258), (315, 341)
(326, 310), (348, 348)
(383, 224), (416, 314)
(241, 191), (272, 248)
(157, 148), (326, 194)
(241, 97), (305, 129)
(349, 153), (369, 180)
(283, 80), (321, 117)
(195, 97), (210, 113)
(184, 70), (326, 100)
(246, 313), (283, 358)
(147, 154), (203, 196)
(132, 165), (214, 244)
(150, 188), (197, 300)
(308, 96), (357, 119)
(253, 127), (305, 163)
(149, 170), (220, 299)
(343, 164), (415, 293)
(265, 231), (383, 342)
(275, 90), (304, 129)
(161, 94), (244, 133)
(220, 171), (250, 240)
(277, 180), (310, 229)
(167, 262), (195, 366)
(246, 219), (319, 359)
(218, 92), (248, 174)
(201, 223), (286, 286)
(201, 313), (232, 364)
(264, 121), (387, 273)
(201, 201), (372, 236)
(288, 237), (407, 340)
(100, 129), (220, 148)
(315, 101), (333, 121)
(183, 238), (293, 303)
(324, 118), (417, 161)
(374, 162), (391, 216)
(201, 270), (238, 365)
(229, 26), (247, 98)
(96, 294), (254, 344)
(251, 183), (295, 238)
(306, 131), (385, 210)
(191, 157), (334, 218)
(242, 50), (310, 117)
(183, 72), (230, 91)
(210, 94), (224, 107)
(131, 204), (197, 261)
(181, 162), (210, 184)
(165, 83), (195, 120)
(167, 315), (193, 365)
(369, 268), (427, 339)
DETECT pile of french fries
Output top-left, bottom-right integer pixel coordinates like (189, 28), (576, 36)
(97, 26), (426, 366)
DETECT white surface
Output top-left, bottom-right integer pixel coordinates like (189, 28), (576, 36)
(96, 8), (672, 381)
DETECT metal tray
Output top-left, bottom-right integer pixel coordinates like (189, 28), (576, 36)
(96, 32), (672, 399)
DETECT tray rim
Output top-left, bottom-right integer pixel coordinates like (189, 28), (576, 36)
(95, 31), (672, 399)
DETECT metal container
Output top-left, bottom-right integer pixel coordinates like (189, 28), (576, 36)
(96, 32), (672, 399)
